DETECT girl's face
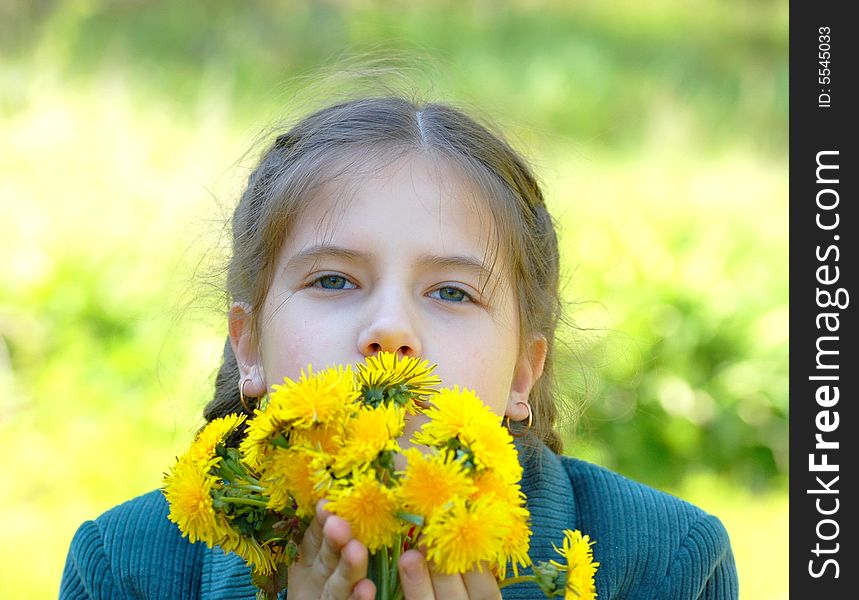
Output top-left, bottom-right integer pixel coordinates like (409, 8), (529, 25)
(230, 153), (544, 425)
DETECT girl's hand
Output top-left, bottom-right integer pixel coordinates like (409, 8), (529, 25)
(398, 550), (502, 600)
(288, 501), (376, 600)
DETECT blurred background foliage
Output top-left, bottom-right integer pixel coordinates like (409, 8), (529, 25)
(1, 0), (787, 597)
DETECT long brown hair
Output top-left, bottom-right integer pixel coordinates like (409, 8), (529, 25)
(205, 96), (565, 453)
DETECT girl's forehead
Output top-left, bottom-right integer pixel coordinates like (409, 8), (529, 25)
(278, 153), (511, 291)
(294, 153), (498, 248)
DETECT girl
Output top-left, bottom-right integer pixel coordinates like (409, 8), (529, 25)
(60, 96), (738, 599)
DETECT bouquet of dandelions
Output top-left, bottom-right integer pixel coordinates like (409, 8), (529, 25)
(163, 351), (598, 599)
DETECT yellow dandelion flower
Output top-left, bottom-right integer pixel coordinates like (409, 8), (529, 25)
(422, 496), (509, 575)
(219, 529), (282, 576)
(461, 423), (522, 483)
(471, 470), (524, 506)
(550, 529), (600, 600)
(357, 352), (441, 412)
(261, 447), (331, 517)
(241, 366), (358, 468)
(270, 365), (361, 429)
(398, 448), (476, 519)
(496, 504), (532, 579)
(333, 404), (404, 476)
(467, 471), (531, 577)
(187, 413), (246, 465)
(240, 407), (288, 470)
(162, 457), (229, 545)
(326, 471), (403, 552)
(412, 387), (521, 481)
(413, 386), (499, 445)
(247, 543), (291, 577)
(291, 421), (343, 455)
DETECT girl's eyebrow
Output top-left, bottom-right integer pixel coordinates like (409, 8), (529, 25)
(419, 254), (495, 283)
(285, 243), (362, 269)
(285, 243), (494, 281)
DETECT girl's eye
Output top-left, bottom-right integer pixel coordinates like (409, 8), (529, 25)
(432, 286), (472, 303)
(311, 275), (355, 290)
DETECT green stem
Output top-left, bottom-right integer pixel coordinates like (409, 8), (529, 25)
(229, 483), (265, 493)
(370, 552), (380, 600)
(219, 496), (269, 508)
(389, 538), (402, 599)
(367, 552), (380, 600)
(380, 547), (390, 599)
(498, 575), (536, 589)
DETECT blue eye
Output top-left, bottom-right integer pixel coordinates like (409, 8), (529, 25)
(434, 286), (471, 302)
(313, 275), (353, 290)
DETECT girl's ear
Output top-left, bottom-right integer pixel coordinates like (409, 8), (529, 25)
(228, 302), (267, 397)
(506, 334), (548, 420)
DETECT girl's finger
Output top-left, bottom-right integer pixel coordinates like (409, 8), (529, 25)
(462, 566), (502, 600)
(347, 578), (377, 600)
(427, 570), (469, 599)
(398, 550), (435, 600)
(299, 500), (333, 565)
(323, 539), (372, 600)
(312, 515), (354, 585)
(299, 517), (324, 566)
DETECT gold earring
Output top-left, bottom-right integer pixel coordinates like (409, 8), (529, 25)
(239, 377), (256, 412)
(504, 402), (533, 436)
(523, 402), (533, 429)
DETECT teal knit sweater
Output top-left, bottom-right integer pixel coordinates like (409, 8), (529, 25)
(60, 444), (738, 598)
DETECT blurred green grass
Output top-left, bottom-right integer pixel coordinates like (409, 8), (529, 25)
(1, 1), (786, 597)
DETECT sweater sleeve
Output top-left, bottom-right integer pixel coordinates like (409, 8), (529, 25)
(659, 512), (739, 600)
(561, 456), (740, 599)
(60, 519), (123, 599)
(59, 490), (205, 599)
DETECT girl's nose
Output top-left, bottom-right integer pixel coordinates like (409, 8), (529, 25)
(356, 294), (423, 358)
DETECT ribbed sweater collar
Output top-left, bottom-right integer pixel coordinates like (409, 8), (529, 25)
(503, 442), (578, 598)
